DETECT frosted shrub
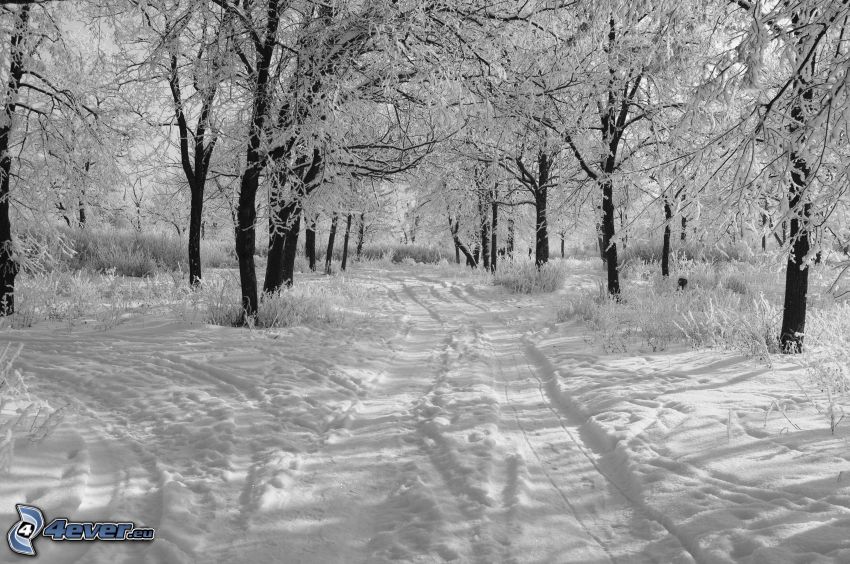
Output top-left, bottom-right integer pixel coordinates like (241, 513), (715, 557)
(493, 260), (567, 293)
(198, 274), (365, 328)
(722, 273), (750, 295)
(797, 304), (850, 433)
(562, 272), (782, 357)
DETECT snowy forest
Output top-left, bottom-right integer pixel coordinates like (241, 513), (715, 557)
(2, 0), (850, 562)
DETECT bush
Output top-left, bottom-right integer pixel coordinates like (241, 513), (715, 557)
(337, 243), (449, 265)
(197, 273), (367, 328)
(64, 228), (182, 276)
(559, 267), (782, 357)
(16, 228), (239, 276)
(619, 239), (759, 267)
(493, 260), (568, 294)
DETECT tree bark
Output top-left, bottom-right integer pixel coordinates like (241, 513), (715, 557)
(662, 198), (672, 277)
(263, 174), (300, 293)
(305, 215), (317, 271)
(0, 6), (30, 316)
(341, 213), (352, 271)
(479, 193), (491, 271)
(600, 177), (620, 295)
(235, 0), (281, 319)
(188, 180), (204, 286)
(449, 216), (475, 266)
(506, 216), (514, 258)
(779, 9), (817, 354)
(325, 212), (338, 274)
(490, 199), (498, 272)
(355, 212), (365, 260)
(535, 152), (550, 267)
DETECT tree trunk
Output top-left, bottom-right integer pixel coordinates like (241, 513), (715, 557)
(305, 216), (317, 271)
(0, 6), (30, 316)
(325, 212), (338, 274)
(600, 177), (620, 296)
(449, 216), (475, 266)
(479, 195), (491, 271)
(680, 216), (687, 242)
(662, 198), (672, 277)
(535, 152), (550, 267)
(560, 233), (565, 258)
(761, 212), (768, 251)
(341, 213), (352, 271)
(780, 14), (815, 353)
(234, 0), (281, 319)
(280, 212), (301, 288)
(490, 199), (498, 272)
(263, 174), (301, 294)
(780, 172), (811, 353)
(188, 180), (204, 287)
(506, 216), (515, 258)
(355, 213), (365, 260)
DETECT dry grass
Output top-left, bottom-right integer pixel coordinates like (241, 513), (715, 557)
(197, 273), (367, 328)
(493, 260), (569, 294)
(560, 264), (783, 358)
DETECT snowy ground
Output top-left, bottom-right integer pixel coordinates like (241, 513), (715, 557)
(2, 262), (850, 563)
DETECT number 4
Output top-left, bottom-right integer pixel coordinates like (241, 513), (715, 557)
(17, 523), (34, 538)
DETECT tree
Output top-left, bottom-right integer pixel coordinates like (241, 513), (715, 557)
(0, 5), (30, 314)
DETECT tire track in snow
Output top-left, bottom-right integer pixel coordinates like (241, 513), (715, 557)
(376, 273), (507, 562)
(521, 338), (707, 564)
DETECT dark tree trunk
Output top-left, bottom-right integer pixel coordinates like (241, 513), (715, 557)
(281, 213), (301, 287)
(597, 227), (606, 262)
(780, 172), (811, 353)
(78, 164), (89, 227)
(535, 152), (550, 267)
(662, 198), (672, 277)
(618, 208), (627, 251)
(449, 216), (476, 267)
(490, 199), (498, 272)
(264, 148), (321, 292)
(560, 233), (565, 258)
(0, 6), (30, 316)
(479, 195), (491, 271)
(761, 212), (768, 251)
(235, 0), (281, 319)
(506, 216), (515, 258)
(305, 216), (317, 271)
(168, 43), (218, 290)
(341, 213), (352, 271)
(454, 242), (460, 264)
(325, 212), (339, 274)
(473, 244), (480, 266)
(235, 169), (260, 316)
(780, 14), (814, 353)
(188, 180), (204, 287)
(680, 216), (687, 242)
(600, 177), (620, 296)
(263, 175), (301, 294)
(355, 213), (365, 260)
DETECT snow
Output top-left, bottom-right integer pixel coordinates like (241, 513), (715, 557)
(2, 262), (850, 563)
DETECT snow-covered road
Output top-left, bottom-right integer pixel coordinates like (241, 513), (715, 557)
(2, 263), (850, 563)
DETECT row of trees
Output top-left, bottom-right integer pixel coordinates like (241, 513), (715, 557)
(1, 0), (849, 352)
